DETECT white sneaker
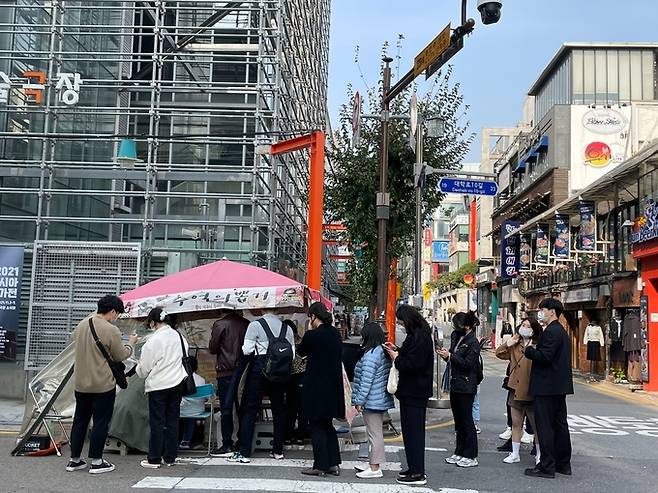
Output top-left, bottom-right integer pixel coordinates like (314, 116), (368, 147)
(227, 452), (251, 464)
(445, 454), (462, 464)
(356, 467), (384, 479)
(456, 457), (479, 468)
(521, 432), (534, 444)
(499, 427), (512, 440)
(503, 453), (520, 464)
(269, 452), (284, 460)
(140, 460), (161, 469)
(475, 424), (482, 434)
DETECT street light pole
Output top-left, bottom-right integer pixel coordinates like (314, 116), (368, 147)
(415, 122), (424, 296)
(376, 57), (393, 315)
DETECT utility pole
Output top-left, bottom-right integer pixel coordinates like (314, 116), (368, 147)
(372, 1), (503, 317)
(376, 58), (393, 315)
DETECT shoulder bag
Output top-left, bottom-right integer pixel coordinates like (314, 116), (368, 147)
(89, 319), (128, 389)
(175, 329), (197, 396)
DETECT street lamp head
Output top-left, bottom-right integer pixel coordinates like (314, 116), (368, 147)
(477, 0), (503, 25)
(425, 117), (446, 139)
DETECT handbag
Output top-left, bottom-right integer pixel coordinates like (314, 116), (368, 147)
(174, 329), (197, 396)
(386, 364), (399, 395)
(89, 319), (128, 389)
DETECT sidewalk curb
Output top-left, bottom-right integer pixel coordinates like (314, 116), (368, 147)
(574, 373), (658, 409)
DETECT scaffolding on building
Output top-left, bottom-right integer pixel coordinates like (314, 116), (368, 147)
(0, 0), (334, 288)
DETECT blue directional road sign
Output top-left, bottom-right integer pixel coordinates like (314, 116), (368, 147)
(439, 177), (498, 196)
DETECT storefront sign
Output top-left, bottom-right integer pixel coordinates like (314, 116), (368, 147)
(535, 223), (550, 264)
(579, 201), (597, 251)
(554, 214), (570, 259)
(631, 197), (658, 244)
(0, 246), (24, 362)
(500, 221), (520, 279)
(612, 277), (641, 307)
(501, 285), (521, 304)
(570, 106), (631, 192)
(474, 269), (495, 285)
(519, 235), (532, 270)
(563, 287), (596, 304)
(432, 241), (449, 263)
(0, 71), (83, 106)
(640, 296), (649, 382)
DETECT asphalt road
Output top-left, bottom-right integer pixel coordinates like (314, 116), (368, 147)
(2, 353), (657, 493)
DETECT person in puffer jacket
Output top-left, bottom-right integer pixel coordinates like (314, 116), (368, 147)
(351, 322), (394, 479)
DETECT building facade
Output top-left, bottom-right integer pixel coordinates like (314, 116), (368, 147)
(0, 0), (331, 396)
(490, 43), (658, 388)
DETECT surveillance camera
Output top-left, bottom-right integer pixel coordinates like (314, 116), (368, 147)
(477, 0), (502, 25)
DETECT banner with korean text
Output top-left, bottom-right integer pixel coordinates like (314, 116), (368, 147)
(0, 246), (24, 361)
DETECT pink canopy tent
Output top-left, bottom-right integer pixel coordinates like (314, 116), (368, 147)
(121, 259), (332, 318)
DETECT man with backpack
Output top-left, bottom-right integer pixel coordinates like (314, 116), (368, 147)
(228, 308), (294, 464)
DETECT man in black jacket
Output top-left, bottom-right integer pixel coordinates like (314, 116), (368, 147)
(524, 298), (573, 479)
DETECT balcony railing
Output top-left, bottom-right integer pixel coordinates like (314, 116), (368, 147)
(523, 259), (620, 292)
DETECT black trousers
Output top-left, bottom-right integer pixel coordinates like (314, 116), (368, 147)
(534, 395), (572, 473)
(308, 418), (341, 470)
(148, 385), (183, 464)
(70, 389), (116, 460)
(238, 357), (287, 456)
(399, 401), (427, 474)
(450, 392), (478, 459)
(284, 373), (308, 439)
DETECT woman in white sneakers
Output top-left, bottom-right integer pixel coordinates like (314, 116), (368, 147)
(136, 307), (188, 469)
(495, 317), (542, 465)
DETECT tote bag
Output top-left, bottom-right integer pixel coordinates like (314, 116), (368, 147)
(386, 364), (399, 395)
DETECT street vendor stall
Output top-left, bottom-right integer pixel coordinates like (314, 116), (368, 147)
(12, 259), (330, 456)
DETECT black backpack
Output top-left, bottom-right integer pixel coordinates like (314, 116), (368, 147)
(259, 319), (293, 383)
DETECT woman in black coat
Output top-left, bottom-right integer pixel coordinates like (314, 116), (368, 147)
(438, 311), (481, 468)
(297, 302), (345, 476)
(384, 304), (434, 486)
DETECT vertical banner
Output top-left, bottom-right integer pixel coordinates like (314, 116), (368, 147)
(519, 235), (532, 270)
(500, 221), (520, 279)
(579, 201), (597, 251)
(535, 223), (550, 265)
(640, 295), (649, 382)
(554, 214), (570, 259)
(0, 246), (24, 362)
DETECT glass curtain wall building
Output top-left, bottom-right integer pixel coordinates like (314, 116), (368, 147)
(0, 0), (331, 282)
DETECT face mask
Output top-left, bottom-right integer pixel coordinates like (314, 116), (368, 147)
(519, 327), (533, 338)
(537, 311), (547, 322)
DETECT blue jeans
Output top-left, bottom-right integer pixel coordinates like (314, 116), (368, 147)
(472, 391), (480, 422)
(181, 418), (196, 443)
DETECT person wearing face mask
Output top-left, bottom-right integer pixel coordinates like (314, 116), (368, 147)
(524, 299), (573, 479)
(297, 302), (345, 477)
(136, 307), (188, 469)
(385, 304), (434, 485)
(438, 311), (482, 469)
(67, 295), (137, 475)
(495, 318), (542, 465)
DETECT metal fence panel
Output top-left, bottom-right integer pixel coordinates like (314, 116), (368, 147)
(24, 241), (141, 370)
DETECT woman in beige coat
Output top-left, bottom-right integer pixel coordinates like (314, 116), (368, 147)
(495, 318), (542, 465)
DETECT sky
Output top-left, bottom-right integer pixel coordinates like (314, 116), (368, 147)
(328, 0), (658, 162)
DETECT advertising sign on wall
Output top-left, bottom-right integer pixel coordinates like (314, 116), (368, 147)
(570, 106), (631, 192)
(631, 197), (658, 244)
(579, 201), (597, 251)
(554, 214), (570, 259)
(432, 241), (449, 263)
(640, 295), (649, 382)
(500, 221), (520, 279)
(535, 223), (550, 265)
(519, 235), (532, 270)
(0, 246), (24, 362)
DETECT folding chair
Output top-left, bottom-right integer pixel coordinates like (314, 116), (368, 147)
(180, 383), (215, 456)
(25, 385), (72, 457)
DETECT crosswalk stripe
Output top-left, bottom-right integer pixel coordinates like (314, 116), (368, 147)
(180, 457), (402, 471)
(133, 476), (479, 493)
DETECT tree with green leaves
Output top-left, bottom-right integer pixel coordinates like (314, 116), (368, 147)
(326, 61), (474, 309)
